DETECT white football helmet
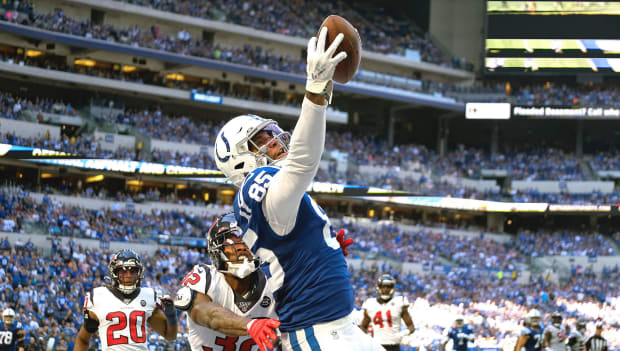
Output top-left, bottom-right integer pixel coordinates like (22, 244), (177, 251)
(2, 308), (15, 326)
(214, 114), (290, 186)
(527, 309), (541, 325)
(455, 315), (465, 328)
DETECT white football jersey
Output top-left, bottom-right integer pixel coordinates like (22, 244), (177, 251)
(181, 264), (277, 351)
(544, 324), (568, 351)
(362, 295), (409, 345)
(84, 286), (157, 351)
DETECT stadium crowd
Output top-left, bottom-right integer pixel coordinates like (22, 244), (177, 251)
(351, 264), (620, 350)
(0, 235), (618, 350)
(343, 220), (617, 266)
(1, 183), (617, 267)
(2, 87), (620, 206)
(512, 84), (620, 108)
(108, 0), (468, 69)
(0, 187), (211, 242)
(4, 1), (620, 107)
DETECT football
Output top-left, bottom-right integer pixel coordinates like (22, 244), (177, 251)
(317, 15), (362, 84)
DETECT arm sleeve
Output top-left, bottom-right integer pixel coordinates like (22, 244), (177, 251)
(467, 326), (475, 340)
(567, 336), (577, 346)
(263, 97), (327, 235)
(83, 291), (94, 312)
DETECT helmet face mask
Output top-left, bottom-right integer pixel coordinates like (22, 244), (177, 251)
(2, 308), (15, 326)
(576, 319), (587, 333)
(215, 115), (290, 187)
(108, 249), (144, 295)
(208, 213), (259, 279)
(376, 274), (395, 301)
(527, 309), (541, 326)
(455, 317), (464, 328)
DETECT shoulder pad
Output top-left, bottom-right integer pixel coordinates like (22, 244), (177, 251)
(401, 295), (410, 306)
(143, 287), (157, 306)
(83, 291), (94, 310)
(241, 168), (278, 200)
(174, 286), (196, 311)
(361, 298), (371, 309)
(181, 264), (212, 294)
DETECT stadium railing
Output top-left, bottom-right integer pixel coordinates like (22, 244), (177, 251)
(0, 20), (465, 112)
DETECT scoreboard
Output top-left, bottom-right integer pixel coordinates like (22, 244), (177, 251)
(484, 1), (620, 74)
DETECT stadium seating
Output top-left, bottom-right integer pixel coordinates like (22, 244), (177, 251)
(0, 229), (618, 349)
(1, 2), (619, 351)
(2, 85), (620, 205)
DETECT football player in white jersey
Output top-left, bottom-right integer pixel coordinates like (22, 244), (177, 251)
(543, 312), (567, 351)
(74, 249), (179, 351)
(174, 214), (352, 351)
(360, 274), (415, 351)
(173, 213), (279, 351)
(567, 319), (587, 351)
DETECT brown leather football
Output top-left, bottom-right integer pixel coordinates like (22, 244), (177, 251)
(317, 15), (362, 84)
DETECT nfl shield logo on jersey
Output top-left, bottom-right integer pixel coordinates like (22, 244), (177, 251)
(260, 296), (272, 308)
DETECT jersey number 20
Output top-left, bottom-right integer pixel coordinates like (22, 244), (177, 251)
(106, 311), (146, 345)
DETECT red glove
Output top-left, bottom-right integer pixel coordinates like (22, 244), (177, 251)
(247, 318), (280, 351)
(335, 228), (353, 256)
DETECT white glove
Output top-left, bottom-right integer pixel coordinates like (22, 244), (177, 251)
(306, 27), (347, 103)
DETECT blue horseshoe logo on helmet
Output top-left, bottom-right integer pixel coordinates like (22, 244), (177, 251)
(216, 133), (230, 162)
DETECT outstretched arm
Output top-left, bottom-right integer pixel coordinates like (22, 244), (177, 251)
(263, 28), (346, 236)
(189, 291), (252, 336)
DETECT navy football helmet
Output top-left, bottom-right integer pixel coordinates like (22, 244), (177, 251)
(207, 213), (259, 279)
(107, 249), (144, 295)
(376, 274), (396, 301)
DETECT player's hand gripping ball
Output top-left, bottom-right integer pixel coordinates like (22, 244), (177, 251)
(317, 15), (362, 84)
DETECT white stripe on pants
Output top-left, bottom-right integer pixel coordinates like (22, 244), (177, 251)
(280, 313), (386, 351)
